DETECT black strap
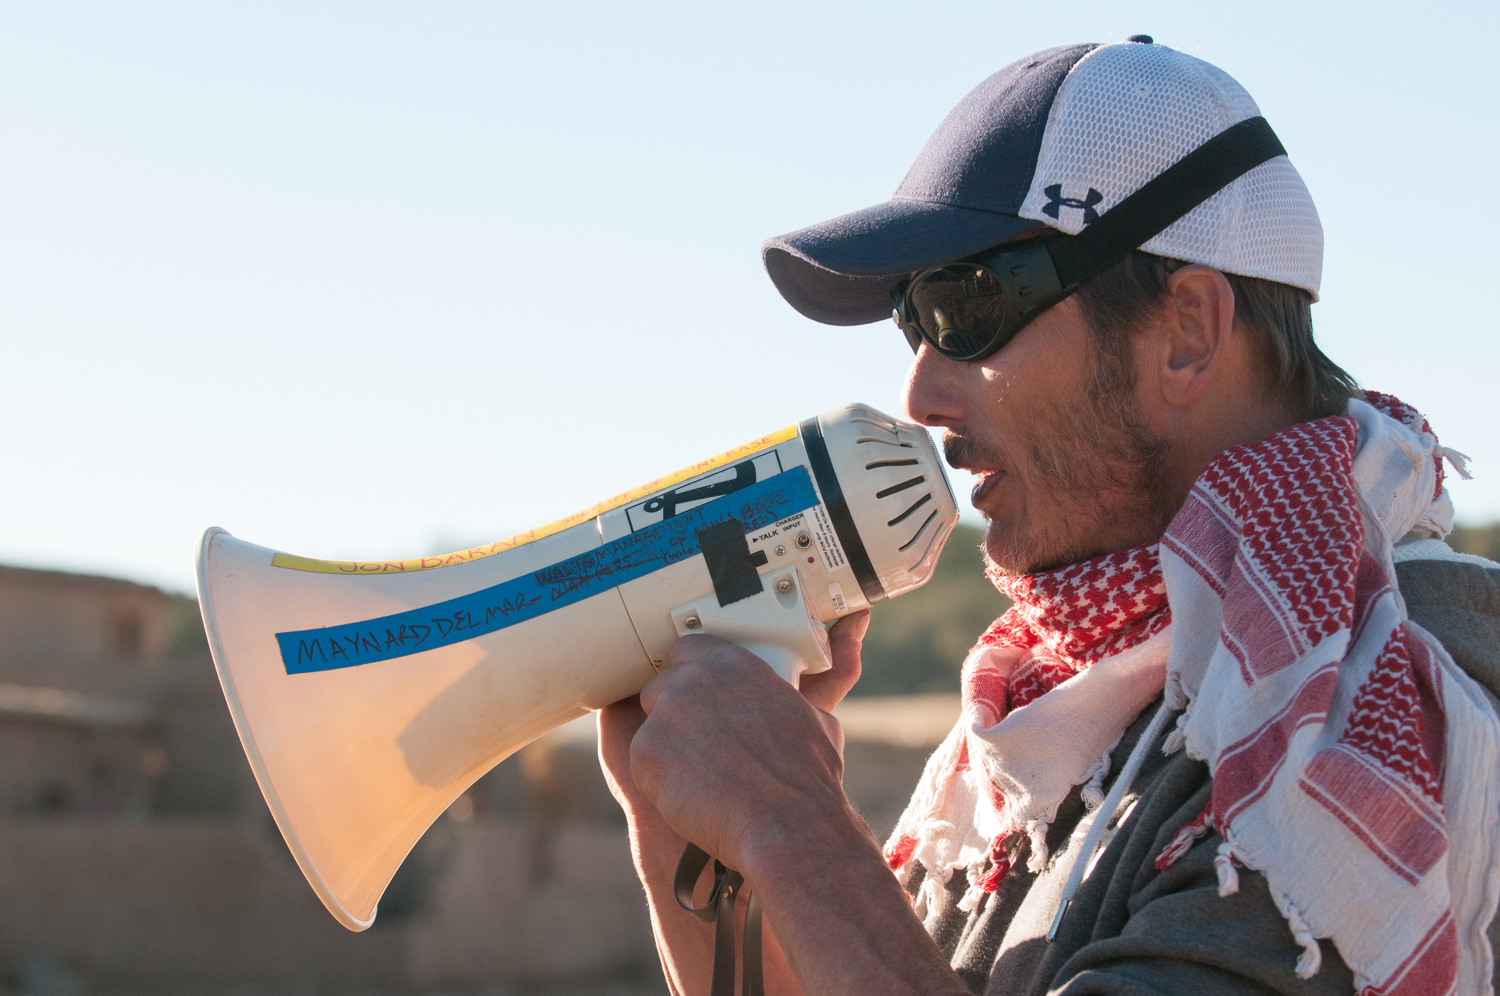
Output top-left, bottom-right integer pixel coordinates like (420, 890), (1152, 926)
(742, 890), (763, 996)
(674, 842), (765, 996)
(798, 416), (886, 606)
(1048, 116), (1287, 289)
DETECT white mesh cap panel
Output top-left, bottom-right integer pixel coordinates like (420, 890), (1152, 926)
(1018, 43), (1323, 297)
(1143, 157), (1323, 296)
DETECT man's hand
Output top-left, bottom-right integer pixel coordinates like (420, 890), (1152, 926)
(598, 608), (967, 996)
(597, 610), (868, 830)
(595, 612), (869, 996)
(629, 626), (867, 872)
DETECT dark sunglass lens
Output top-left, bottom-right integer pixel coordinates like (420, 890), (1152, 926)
(907, 266), (1006, 358)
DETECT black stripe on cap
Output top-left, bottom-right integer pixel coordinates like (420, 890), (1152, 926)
(799, 418), (886, 606)
(1049, 116), (1287, 289)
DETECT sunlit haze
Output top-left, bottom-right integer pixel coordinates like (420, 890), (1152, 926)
(3, 2), (1495, 593)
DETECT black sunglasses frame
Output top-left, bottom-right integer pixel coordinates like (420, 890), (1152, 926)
(890, 240), (1069, 362)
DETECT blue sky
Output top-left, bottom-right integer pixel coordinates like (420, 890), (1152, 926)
(3, 1), (1495, 593)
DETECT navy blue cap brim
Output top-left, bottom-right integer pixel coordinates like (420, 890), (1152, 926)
(761, 198), (1044, 327)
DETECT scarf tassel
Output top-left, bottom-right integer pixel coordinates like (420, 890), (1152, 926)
(1154, 806), (1213, 871)
(974, 834), (1014, 893)
(1214, 839), (1241, 897)
(1025, 821), (1052, 873)
(1285, 900), (1323, 979)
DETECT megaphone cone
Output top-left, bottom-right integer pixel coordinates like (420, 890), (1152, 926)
(197, 404), (957, 929)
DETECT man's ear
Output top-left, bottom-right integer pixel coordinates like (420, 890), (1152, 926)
(1157, 265), (1236, 406)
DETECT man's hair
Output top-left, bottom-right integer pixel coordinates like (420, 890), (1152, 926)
(1073, 252), (1358, 421)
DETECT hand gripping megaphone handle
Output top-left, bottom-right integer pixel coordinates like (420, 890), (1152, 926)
(674, 842), (764, 996)
(669, 563), (832, 686)
(665, 565), (817, 996)
(666, 507), (832, 993)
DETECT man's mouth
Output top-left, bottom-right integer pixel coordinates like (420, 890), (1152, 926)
(943, 432), (1007, 511)
(969, 470), (1007, 510)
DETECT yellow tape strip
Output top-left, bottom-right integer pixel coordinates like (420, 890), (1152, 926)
(271, 424), (800, 575)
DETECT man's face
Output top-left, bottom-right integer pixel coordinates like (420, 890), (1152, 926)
(901, 297), (1175, 576)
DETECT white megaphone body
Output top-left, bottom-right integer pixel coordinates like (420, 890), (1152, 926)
(197, 403), (959, 931)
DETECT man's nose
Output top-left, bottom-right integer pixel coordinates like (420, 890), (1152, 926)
(901, 342), (968, 429)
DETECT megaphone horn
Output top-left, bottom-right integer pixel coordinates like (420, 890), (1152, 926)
(196, 403), (958, 930)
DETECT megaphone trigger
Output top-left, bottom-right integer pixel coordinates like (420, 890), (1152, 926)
(196, 403), (959, 930)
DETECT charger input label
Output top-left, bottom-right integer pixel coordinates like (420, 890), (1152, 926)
(809, 504), (848, 571)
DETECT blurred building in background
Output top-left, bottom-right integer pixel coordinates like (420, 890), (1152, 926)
(0, 533), (999, 996)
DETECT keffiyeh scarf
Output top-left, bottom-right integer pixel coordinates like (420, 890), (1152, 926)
(884, 393), (1500, 995)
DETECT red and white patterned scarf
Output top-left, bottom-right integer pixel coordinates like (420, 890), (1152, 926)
(884, 393), (1500, 995)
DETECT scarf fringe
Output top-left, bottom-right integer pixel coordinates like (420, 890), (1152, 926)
(1025, 821), (1051, 873)
(1214, 840), (1240, 897)
(1162, 712), (1189, 756)
(1154, 806), (1213, 871)
(1159, 811), (1323, 980)
(1435, 444), (1472, 480)
(1162, 674), (1191, 755)
(1284, 900), (1324, 979)
(1080, 736), (1123, 811)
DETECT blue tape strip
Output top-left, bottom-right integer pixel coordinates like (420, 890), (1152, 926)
(276, 466), (818, 674)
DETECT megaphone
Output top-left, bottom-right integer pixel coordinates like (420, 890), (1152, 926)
(196, 403), (958, 931)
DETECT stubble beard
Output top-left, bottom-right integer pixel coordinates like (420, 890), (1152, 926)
(950, 386), (1177, 578)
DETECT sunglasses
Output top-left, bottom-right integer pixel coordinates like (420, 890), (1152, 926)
(890, 240), (1068, 362)
(889, 115), (1287, 363)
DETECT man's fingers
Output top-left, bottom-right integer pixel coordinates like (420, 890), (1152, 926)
(641, 635), (745, 715)
(651, 614), (871, 715)
(829, 610), (871, 663)
(598, 695), (649, 809)
(665, 632), (732, 669)
(801, 610), (870, 714)
(624, 631), (851, 871)
(637, 668), (673, 715)
(644, 634), (789, 716)
(598, 694), (647, 740)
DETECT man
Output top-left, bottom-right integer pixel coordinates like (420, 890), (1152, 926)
(600, 39), (1500, 995)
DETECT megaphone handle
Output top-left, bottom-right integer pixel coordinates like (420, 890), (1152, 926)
(674, 842), (764, 996)
(670, 566), (833, 688)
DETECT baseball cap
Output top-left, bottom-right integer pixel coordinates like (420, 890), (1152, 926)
(762, 39), (1323, 327)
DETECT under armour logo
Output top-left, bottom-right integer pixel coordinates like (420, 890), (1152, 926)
(1041, 184), (1104, 225)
